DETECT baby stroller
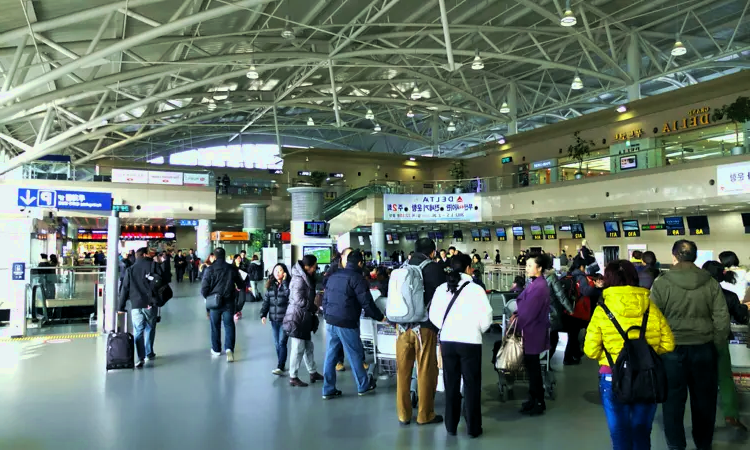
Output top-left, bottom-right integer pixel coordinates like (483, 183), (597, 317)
(492, 298), (556, 402)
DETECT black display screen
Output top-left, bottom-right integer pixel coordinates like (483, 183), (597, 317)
(481, 228), (491, 241)
(604, 221), (621, 238)
(471, 229), (481, 242)
(570, 223), (585, 239)
(664, 216), (685, 236)
(303, 221), (328, 237)
(453, 230), (463, 241)
(686, 215), (709, 235)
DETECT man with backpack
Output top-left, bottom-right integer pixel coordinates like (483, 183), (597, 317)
(248, 254), (264, 299)
(118, 247), (164, 368)
(560, 255), (603, 365)
(650, 240), (729, 450)
(388, 238), (447, 426)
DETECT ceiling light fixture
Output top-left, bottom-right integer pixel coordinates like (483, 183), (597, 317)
(409, 157), (416, 161)
(407, 108), (414, 118)
(571, 75), (584, 90)
(500, 101), (510, 113)
(560, 0), (577, 27)
(410, 84), (422, 100)
(497, 138), (506, 145)
(374, 123), (381, 132)
(671, 35), (687, 56)
(616, 105), (627, 113)
(281, 16), (295, 39)
(365, 109), (375, 120)
(213, 91), (228, 101)
(307, 117), (314, 126)
(447, 121), (456, 132)
(471, 50), (484, 70)
(207, 101), (217, 111)
(246, 65), (259, 79)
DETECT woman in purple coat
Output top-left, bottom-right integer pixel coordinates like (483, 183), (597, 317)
(514, 252), (552, 417)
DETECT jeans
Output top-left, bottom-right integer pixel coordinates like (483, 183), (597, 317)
(396, 328), (439, 424)
(132, 307), (157, 361)
(600, 375), (657, 450)
(323, 324), (370, 395)
(209, 306), (235, 352)
(289, 337), (317, 378)
(441, 341), (482, 436)
(270, 320), (289, 370)
(662, 343), (718, 450)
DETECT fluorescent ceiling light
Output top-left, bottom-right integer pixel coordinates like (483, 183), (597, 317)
(500, 102), (510, 114)
(246, 65), (259, 79)
(571, 75), (584, 90)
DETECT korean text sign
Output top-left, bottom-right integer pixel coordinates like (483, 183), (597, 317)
(717, 161), (750, 196)
(383, 194), (480, 222)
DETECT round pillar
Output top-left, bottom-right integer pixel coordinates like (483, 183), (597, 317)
(240, 203), (268, 231)
(371, 222), (385, 264)
(287, 187), (325, 221)
(196, 220), (212, 262)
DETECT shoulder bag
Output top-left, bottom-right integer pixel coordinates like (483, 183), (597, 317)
(436, 281), (470, 369)
(495, 318), (524, 372)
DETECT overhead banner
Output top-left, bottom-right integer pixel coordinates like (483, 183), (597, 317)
(183, 172), (210, 186)
(148, 170), (183, 185)
(384, 193), (480, 222)
(112, 168), (148, 184)
(717, 161), (750, 196)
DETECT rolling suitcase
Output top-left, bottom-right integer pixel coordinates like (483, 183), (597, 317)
(106, 312), (135, 371)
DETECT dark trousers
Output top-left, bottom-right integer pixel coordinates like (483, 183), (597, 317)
(440, 341), (482, 436)
(563, 315), (586, 362)
(176, 267), (185, 283)
(209, 306), (236, 352)
(523, 353), (545, 405)
(189, 267), (197, 283)
(550, 331), (560, 360)
(662, 343), (718, 450)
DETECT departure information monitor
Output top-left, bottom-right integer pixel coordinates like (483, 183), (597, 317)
(664, 216), (686, 236)
(622, 220), (640, 237)
(603, 221), (621, 238)
(570, 223), (585, 239)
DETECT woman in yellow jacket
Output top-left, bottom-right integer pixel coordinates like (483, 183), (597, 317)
(584, 260), (675, 450)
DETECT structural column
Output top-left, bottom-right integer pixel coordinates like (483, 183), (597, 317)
(287, 187), (325, 262)
(507, 82), (518, 135)
(371, 222), (385, 263)
(241, 203), (268, 255)
(196, 219), (212, 263)
(103, 211), (120, 334)
(627, 33), (641, 102)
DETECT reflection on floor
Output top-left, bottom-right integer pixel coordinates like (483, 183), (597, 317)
(0, 283), (746, 449)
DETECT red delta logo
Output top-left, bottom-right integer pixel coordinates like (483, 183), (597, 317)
(456, 196), (463, 203)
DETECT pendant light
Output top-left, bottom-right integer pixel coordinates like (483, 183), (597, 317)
(410, 84), (422, 100)
(447, 121), (456, 132)
(671, 35), (687, 56)
(471, 50), (484, 70)
(246, 65), (259, 79)
(406, 108), (414, 118)
(500, 102), (510, 114)
(560, 0), (577, 27)
(207, 101), (217, 111)
(281, 16), (295, 39)
(571, 74), (584, 90)
(307, 117), (315, 126)
(374, 123), (381, 132)
(365, 109), (375, 120)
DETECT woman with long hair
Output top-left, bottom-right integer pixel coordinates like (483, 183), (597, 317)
(283, 255), (324, 387)
(471, 253), (485, 276)
(515, 253), (552, 416)
(584, 260), (674, 449)
(718, 251), (750, 301)
(702, 261), (749, 431)
(261, 263), (291, 375)
(429, 253), (492, 438)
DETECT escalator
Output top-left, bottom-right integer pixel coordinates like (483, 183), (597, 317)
(322, 184), (387, 222)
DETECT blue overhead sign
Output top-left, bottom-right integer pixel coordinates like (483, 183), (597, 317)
(12, 263), (25, 281)
(178, 219), (199, 227)
(17, 188), (112, 211)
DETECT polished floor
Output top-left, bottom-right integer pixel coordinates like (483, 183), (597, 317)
(0, 283), (747, 450)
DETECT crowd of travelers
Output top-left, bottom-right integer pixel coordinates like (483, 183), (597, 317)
(114, 237), (750, 447)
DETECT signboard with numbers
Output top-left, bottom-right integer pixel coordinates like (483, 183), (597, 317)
(18, 188), (111, 211)
(717, 161), (750, 196)
(383, 194), (480, 222)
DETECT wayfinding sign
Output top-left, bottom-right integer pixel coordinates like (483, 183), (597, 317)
(383, 193), (480, 222)
(17, 188), (112, 211)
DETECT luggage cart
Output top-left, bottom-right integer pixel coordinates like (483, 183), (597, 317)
(360, 312), (376, 355)
(493, 299), (556, 403)
(730, 324), (750, 395)
(488, 291), (519, 334)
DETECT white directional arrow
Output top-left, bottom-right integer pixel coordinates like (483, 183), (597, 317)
(19, 190), (36, 206)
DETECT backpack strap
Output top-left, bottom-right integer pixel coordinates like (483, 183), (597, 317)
(598, 301), (627, 368)
(639, 307), (650, 340)
(417, 259), (432, 271)
(440, 282), (470, 332)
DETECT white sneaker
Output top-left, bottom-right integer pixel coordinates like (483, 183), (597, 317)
(226, 350), (234, 363)
(211, 349), (221, 357)
(272, 368), (284, 376)
(135, 360), (144, 368)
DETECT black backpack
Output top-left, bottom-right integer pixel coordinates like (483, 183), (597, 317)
(599, 302), (668, 404)
(148, 262), (173, 307)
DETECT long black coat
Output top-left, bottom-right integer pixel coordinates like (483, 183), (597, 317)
(283, 262), (318, 340)
(261, 278), (290, 323)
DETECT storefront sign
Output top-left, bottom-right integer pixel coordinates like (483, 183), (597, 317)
(211, 231), (249, 241)
(183, 173), (210, 186)
(383, 194), (480, 222)
(77, 229), (108, 241)
(614, 128), (644, 141)
(531, 159), (555, 170)
(112, 168), (148, 184)
(662, 106), (711, 133)
(148, 170), (183, 185)
(717, 161), (750, 196)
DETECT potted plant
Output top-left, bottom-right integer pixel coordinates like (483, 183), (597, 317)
(712, 96), (750, 155)
(309, 171), (328, 187)
(567, 131), (595, 179)
(448, 160), (467, 193)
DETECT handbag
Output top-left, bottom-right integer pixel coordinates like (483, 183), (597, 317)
(436, 282), (470, 369)
(205, 293), (222, 310)
(495, 319), (524, 372)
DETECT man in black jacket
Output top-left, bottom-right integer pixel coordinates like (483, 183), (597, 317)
(321, 251), (383, 399)
(201, 247), (244, 362)
(395, 238), (447, 426)
(186, 249), (198, 283)
(119, 248), (162, 368)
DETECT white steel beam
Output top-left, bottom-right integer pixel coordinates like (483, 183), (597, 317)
(437, 0), (456, 72)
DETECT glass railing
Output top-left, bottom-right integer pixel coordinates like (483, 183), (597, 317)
(322, 184), (389, 221)
(377, 129), (747, 195)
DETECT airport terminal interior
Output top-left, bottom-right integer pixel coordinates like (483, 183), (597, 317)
(1, 0), (750, 448)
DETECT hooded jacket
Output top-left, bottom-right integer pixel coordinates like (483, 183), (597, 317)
(119, 257), (161, 311)
(545, 272), (574, 331)
(283, 262), (318, 340)
(323, 261), (384, 329)
(650, 262), (730, 346)
(261, 277), (290, 323)
(584, 286), (675, 367)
